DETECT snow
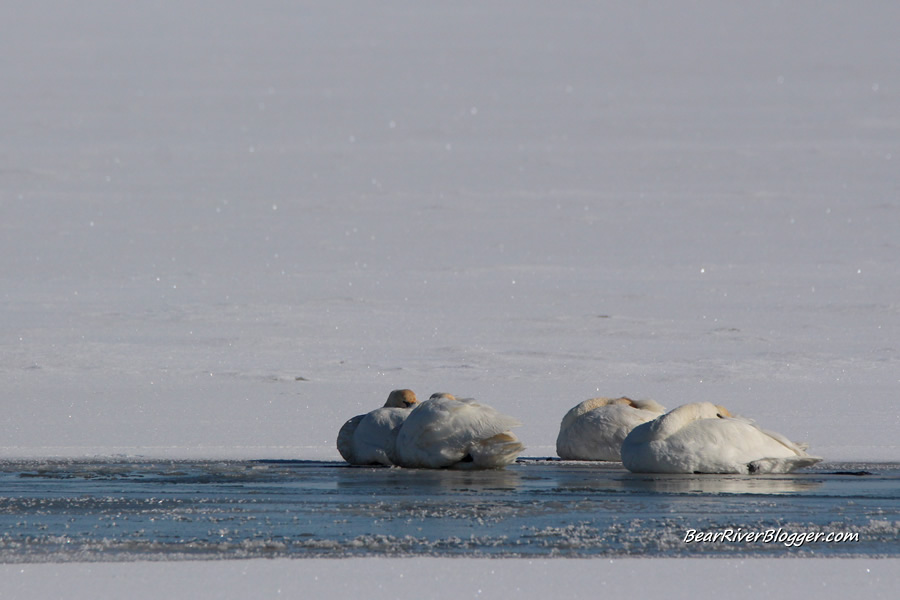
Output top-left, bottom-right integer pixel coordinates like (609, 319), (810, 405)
(1, 0), (898, 596)
(2, 558), (899, 600)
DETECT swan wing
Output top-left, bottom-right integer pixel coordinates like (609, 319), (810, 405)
(557, 404), (658, 461)
(395, 396), (522, 468)
(623, 414), (821, 474)
(351, 407), (411, 466)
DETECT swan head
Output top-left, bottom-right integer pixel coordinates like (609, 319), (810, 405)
(428, 392), (457, 401)
(384, 389), (418, 408)
(568, 397), (618, 414)
(612, 396), (636, 406)
(629, 398), (667, 414)
(714, 405), (733, 418)
(567, 397), (626, 417)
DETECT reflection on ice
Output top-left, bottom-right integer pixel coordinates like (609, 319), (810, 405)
(620, 473), (823, 495)
(334, 463), (522, 493)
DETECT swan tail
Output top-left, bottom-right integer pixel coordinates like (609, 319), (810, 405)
(748, 455), (822, 474)
(462, 432), (525, 469)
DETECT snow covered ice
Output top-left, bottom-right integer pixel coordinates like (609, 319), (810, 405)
(1, 0), (899, 597)
(2, 1), (898, 464)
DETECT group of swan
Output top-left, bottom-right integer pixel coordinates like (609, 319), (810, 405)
(338, 390), (525, 470)
(337, 391), (821, 474)
(558, 396), (821, 474)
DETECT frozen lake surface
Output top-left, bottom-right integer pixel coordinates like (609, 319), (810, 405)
(2, 0), (900, 595)
(2, 458), (896, 561)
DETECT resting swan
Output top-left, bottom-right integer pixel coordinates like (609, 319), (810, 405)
(556, 397), (666, 461)
(336, 389), (418, 466)
(393, 393), (525, 469)
(620, 402), (822, 474)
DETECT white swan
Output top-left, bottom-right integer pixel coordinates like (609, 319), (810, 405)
(621, 402), (822, 474)
(393, 393), (525, 469)
(336, 389), (419, 466)
(556, 397), (666, 461)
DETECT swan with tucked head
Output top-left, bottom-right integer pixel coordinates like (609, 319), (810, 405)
(621, 402), (821, 474)
(556, 396), (666, 461)
(393, 393), (525, 469)
(337, 389), (419, 466)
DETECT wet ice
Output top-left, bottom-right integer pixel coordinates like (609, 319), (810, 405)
(0, 459), (896, 561)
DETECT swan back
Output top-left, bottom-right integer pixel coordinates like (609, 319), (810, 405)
(638, 402), (722, 441)
(556, 397), (666, 461)
(394, 393), (524, 469)
(558, 397), (623, 433)
(352, 406), (414, 466)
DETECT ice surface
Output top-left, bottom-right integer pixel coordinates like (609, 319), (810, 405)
(2, 459), (895, 562)
(1, 0), (899, 595)
(2, 1), (897, 463)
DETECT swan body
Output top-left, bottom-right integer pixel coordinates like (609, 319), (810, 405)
(621, 402), (822, 474)
(556, 397), (666, 461)
(394, 393), (524, 469)
(337, 389), (418, 466)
